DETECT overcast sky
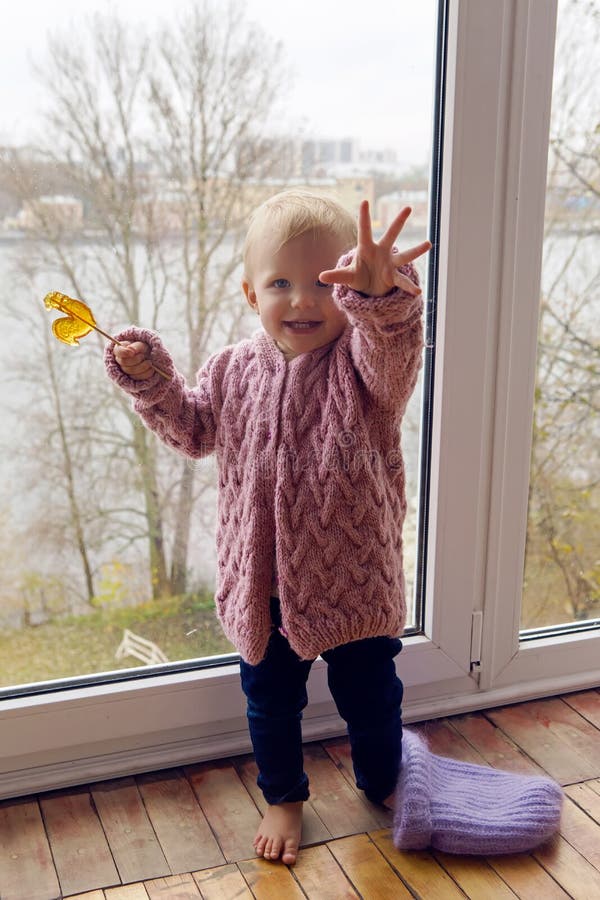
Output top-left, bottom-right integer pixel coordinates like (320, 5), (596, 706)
(0, 0), (438, 168)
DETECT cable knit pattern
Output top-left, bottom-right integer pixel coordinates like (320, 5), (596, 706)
(104, 261), (423, 664)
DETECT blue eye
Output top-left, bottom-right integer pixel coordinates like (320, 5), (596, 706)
(272, 278), (290, 288)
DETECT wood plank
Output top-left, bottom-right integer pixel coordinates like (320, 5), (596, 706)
(562, 689), (600, 729)
(522, 697), (600, 772)
(105, 886), (150, 900)
(558, 793), (600, 868)
(6, 688), (598, 900)
(449, 711), (548, 776)
(40, 788), (120, 896)
(144, 873), (202, 899)
(369, 828), (467, 899)
(0, 796), (61, 900)
(292, 843), (360, 898)
(91, 777), (170, 883)
(432, 851), (518, 898)
(564, 779), (600, 823)
(137, 770), (225, 872)
(63, 892), (105, 900)
(322, 738), (391, 828)
(233, 754), (332, 846)
(184, 760), (261, 863)
(192, 864), (253, 900)
(487, 698), (600, 783)
(416, 721), (487, 764)
(535, 833), (600, 899)
(327, 833), (413, 898)
(237, 857), (306, 898)
(302, 744), (381, 838)
(487, 852), (572, 899)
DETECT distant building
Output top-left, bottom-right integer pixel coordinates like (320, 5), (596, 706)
(376, 190), (429, 230)
(246, 137), (403, 180)
(357, 146), (400, 170)
(225, 175), (376, 226)
(6, 176), (424, 239)
(302, 139), (412, 181)
(302, 138), (358, 175)
(132, 184), (189, 235)
(17, 195), (84, 231)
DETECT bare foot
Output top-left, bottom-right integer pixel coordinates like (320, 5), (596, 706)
(382, 791), (396, 811)
(253, 801), (303, 865)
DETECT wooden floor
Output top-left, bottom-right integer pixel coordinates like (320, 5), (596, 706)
(1, 689), (599, 900)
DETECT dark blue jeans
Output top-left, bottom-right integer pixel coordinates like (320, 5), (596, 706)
(239, 598), (403, 805)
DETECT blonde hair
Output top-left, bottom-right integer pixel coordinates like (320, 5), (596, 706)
(243, 189), (357, 276)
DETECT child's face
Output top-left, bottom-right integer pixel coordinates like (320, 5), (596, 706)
(243, 227), (349, 361)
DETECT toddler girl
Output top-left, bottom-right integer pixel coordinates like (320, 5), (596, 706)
(105, 190), (562, 865)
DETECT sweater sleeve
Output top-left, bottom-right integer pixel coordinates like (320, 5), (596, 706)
(104, 327), (218, 459)
(333, 253), (424, 420)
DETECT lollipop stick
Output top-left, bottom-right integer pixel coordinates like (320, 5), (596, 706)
(59, 303), (170, 380)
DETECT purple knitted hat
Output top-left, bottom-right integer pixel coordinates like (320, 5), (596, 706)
(393, 730), (563, 855)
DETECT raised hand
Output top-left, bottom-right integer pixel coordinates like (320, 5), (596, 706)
(319, 200), (431, 297)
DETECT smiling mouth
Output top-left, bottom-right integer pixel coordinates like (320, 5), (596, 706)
(283, 320), (322, 329)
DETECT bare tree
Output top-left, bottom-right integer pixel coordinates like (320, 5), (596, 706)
(2, 1), (289, 603)
(523, 0), (600, 625)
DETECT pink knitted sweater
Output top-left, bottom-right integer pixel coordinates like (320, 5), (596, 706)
(105, 260), (423, 664)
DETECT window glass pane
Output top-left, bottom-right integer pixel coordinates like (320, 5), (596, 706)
(522, 0), (599, 631)
(0, 0), (437, 689)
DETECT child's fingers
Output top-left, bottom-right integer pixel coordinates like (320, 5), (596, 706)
(123, 358), (155, 380)
(357, 199), (374, 249)
(379, 206), (413, 250)
(114, 340), (154, 379)
(318, 266), (355, 286)
(115, 341), (148, 361)
(393, 269), (422, 295)
(393, 239), (433, 266)
(120, 340), (148, 357)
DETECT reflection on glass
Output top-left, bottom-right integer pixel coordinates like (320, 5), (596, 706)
(522, 0), (599, 630)
(0, 0), (436, 687)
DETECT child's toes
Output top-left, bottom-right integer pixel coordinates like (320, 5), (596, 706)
(282, 838), (298, 865)
(263, 837), (274, 859)
(269, 837), (283, 860)
(254, 834), (266, 857)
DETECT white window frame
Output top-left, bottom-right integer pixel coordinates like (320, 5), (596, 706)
(1, 0), (599, 800)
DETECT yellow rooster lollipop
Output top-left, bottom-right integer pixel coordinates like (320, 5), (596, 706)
(43, 291), (169, 378)
(44, 291), (102, 345)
